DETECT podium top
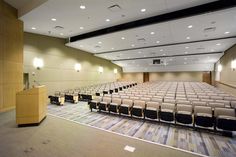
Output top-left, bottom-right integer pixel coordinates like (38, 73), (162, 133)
(32, 85), (46, 88)
(17, 85), (46, 95)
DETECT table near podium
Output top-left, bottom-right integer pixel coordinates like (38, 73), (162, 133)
(16, 85), (47, 126)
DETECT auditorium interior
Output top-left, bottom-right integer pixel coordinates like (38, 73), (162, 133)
(1, 0), (236, 157)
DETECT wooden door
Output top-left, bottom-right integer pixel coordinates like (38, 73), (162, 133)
(202, 71), (211, 85)
(143, 72), (149, 82)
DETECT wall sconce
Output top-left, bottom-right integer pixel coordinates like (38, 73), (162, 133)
(33, 57), (44, 70)
(98, 66), (103, 73)
(114, 68), (118, 74)
(74, 63), (81, 72)
(231, 59), (236, 71)
(218, 64), (222, 72)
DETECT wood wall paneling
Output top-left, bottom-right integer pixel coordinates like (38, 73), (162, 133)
(0, 0), (23, 112)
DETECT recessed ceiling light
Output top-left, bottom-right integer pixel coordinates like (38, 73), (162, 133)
(80, 5), (86, 9)
(60, 33), (64, 36)
(98, 41), (102, 44)
(216, 43), (221, 46)
(156, 41), (160, 44)
(51, 18), (57, 21)
(186, 37), (190, 40)
(31, 27), (36, 30)
(121, 37), (125, 40)
(106, 19), (110, 22)
(150, 32), (155, 35)
(111, 47), (114, 50)
(185, 52), (188, 54)
(160, 49), (163, 51)
(79, 45), (83, 47)
(185, 46), (189, 49)
(94, 50), (97, 52)
(80, 27), (84, 30)
(131, 44), (135, 47)
(224, 31), (230, 34)
(141, 8), (146, 12)
(188, 25), (193, 28)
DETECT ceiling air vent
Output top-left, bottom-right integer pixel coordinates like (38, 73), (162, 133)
(197, 47), (205, 50)
(108, 4), (122, 12)
(54, 26), (64, 30)
(137, 38), (146, 42)
(95, 45), (101, 48)
(203, 27), (216, 33)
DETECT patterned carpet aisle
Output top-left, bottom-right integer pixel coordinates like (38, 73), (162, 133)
(47, 102), (236, 157)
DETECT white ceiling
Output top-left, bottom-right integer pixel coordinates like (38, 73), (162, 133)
(5, 0), (236, 72)
(16, 0), (216, 38)
(68, 8), (236, 53)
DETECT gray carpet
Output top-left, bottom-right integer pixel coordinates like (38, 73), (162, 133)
(0, 110), (203, 157)
(47, 102), (236, 157)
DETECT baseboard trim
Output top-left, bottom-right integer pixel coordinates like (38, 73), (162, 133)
(0, 106), (15, 113)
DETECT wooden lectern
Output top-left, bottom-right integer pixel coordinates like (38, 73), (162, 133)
(16, 85), (47, 126)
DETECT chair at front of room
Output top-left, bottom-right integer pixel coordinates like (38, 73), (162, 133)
(119, 99), (133, 116)
(131, 100), (146, 118)
(145, 101), (160, 120)
(109, 98), (122, 113)
(90, 96), (102, 111)
(175, 104), (193, 125)
(194, 106), (214, 129)
(214, 108), (236, 131)
(99, 97), (112, 111)
(160, 103), (175, 122)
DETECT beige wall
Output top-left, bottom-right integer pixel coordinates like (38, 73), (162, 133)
(121, 73), (143, 83)
(24, 33), (122, 95)
(214, 44), (236, 96)
(0, 0), (23, 112)
(149, 72), (202, 82)
(121, 72), (203, 83)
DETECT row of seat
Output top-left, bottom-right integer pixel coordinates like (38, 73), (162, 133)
(48, 81), (137, 105)
(90, 97), (236, 131)
(101, 94), (236, 109)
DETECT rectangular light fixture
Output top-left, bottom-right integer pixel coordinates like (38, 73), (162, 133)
(231, 59), (236, 71)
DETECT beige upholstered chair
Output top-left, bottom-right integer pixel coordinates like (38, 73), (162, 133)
(160, 103), (175, 122)
(145, 101), (160, 120)
(99, 97), (112, 111)
(214, 108), (236, 131)
(119, 99), (134, 115)
(109, 98), (122, 113)
(176, 104), (193, 124)
(131, 100), (146, 117)
(194, 106), (214, 128)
